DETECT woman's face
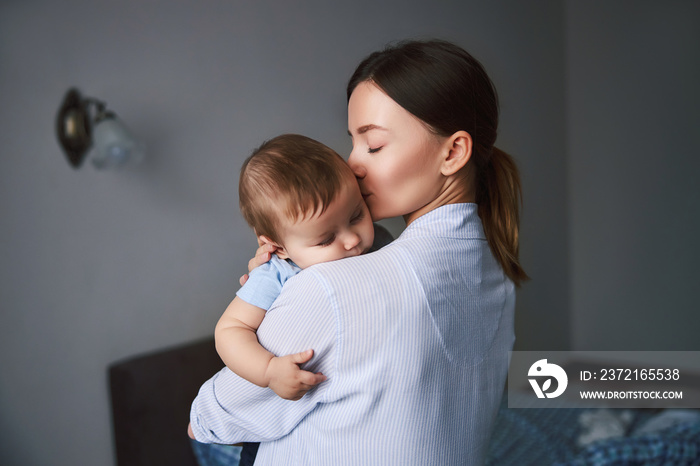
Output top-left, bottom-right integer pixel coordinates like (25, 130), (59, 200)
(347, 81), (446, 222)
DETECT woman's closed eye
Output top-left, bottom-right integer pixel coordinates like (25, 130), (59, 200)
(368, 146), (382, 154)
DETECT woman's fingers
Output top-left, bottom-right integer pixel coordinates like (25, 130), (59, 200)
(240, 243), (277, 285)
(247, 243), (276, 273)
(247, 250), (269, 273)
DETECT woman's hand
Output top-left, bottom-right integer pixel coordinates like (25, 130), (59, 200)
(239, 241), (278, 286)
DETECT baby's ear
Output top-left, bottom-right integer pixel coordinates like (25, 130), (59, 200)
(258, 235), (288, 259)
(257, 235), (274, 247)
(274, 248), (289, 260)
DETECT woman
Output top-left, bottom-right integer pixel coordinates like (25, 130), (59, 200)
(190, 39), (526, 465)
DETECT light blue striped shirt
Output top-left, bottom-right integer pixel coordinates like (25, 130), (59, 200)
(190, 203), (515, 465)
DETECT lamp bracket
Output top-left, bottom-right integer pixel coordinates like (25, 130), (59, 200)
(56, 88), (113, 168)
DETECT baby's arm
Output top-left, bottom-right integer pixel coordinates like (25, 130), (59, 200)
(215, 296), (326, 400)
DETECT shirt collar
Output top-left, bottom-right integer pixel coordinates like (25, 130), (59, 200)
(398, 203), (485, 241)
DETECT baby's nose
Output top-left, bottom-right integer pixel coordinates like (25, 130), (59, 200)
(343, 232), (361, 250)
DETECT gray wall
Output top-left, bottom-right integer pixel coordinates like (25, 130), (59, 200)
(567, 1), (700, 350)
(5, 1), (696, 465)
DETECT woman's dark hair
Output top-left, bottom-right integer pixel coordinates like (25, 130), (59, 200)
(347, 39), (528, 286)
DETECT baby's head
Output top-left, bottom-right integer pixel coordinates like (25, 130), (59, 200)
(239, 134), (374, 269)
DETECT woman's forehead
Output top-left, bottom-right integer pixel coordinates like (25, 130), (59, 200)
(348, 82), (417, 133)
(349, 81), (437, 141)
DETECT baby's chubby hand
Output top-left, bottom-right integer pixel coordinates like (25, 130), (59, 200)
(266, 349), (327, 401)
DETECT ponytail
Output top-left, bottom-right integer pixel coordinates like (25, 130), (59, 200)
(476, 147), (529, 287)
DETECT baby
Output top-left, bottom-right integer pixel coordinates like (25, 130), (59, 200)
(216, 134), (376, 400)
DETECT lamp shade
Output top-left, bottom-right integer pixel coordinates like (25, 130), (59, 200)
(91, 116), (145, 169)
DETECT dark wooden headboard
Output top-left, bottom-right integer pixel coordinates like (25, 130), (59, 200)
(109, 338), (223, 466)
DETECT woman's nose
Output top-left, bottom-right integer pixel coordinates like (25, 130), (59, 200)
(347, 151), (366, 179)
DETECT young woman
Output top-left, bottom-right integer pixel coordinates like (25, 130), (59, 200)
(190, 39), (526, 466)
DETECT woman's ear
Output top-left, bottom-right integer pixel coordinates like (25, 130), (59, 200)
(440, 131), (472, 176)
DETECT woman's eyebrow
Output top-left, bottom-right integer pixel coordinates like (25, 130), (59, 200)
(348, 124), (388, 136)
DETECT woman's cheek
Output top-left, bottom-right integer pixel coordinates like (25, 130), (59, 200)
(367, 152), (412, 217)
(373, 185), (403, 220)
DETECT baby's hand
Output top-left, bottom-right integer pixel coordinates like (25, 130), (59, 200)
(266, 349), (327, 400)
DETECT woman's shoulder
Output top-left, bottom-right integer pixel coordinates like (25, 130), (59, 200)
(307, 241), (407, 288)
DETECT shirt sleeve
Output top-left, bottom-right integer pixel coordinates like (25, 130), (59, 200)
(190, 269), (337, 444)
(236, 256), (300, 311)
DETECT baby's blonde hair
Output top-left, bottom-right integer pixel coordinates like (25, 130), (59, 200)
(239, 134), (355, 244)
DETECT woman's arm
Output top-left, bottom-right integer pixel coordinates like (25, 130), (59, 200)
(191, 270), (337, 444)
(215, 296), (325, 400)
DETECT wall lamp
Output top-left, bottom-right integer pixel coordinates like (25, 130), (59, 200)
(56, 88), (144, 169)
